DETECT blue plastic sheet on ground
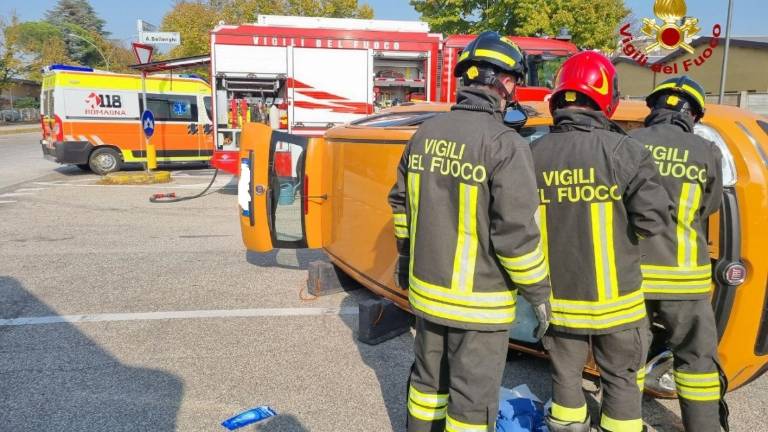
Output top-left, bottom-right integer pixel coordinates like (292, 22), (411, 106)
(221, 406), (277, 430)
(496, 385), (548, 432)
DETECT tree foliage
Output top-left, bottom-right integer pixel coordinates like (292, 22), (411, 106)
(44, 0), (111, 66)
(410, 0), (630, 50)
(8, 21), (70, 81)
(161, 0), (374, 58)
(0, 14), (25, 90)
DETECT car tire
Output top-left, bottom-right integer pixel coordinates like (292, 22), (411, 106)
(88, 147), (122, 175)
(76, 164), (91, 172)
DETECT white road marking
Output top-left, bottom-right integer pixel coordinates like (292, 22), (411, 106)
(0, 307), (359, 326)
(0, 200), (17, 204)
(31, 181), (235, 190)
(0, 192), (35, 197)
(15, 188), (46, 192)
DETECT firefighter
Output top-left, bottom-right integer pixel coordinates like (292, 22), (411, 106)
(388, 31), (552, 432)
(629, 76), (728, 432)
(530, 52), (671, 432)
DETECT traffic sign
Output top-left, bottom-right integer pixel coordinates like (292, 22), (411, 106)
(142, 110), (155, 138)
(140, 32), (181, 46)
(132, 42), (154, 64)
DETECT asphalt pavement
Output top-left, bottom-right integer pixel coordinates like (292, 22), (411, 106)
(0, 132), (765, 431)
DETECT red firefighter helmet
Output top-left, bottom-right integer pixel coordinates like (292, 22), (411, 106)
(550, 51), (620, 118)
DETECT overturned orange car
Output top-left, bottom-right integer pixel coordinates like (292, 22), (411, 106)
(237, 100), (768, 396)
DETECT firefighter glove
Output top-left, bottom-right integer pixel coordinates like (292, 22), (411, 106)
(532, 301), (552, 340)
(395, 254), (409, 289)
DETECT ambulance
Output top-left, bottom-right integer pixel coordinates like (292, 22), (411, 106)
(40, 64), (213, 174)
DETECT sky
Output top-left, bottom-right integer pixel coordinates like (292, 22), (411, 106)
(1, 0), (764, 43)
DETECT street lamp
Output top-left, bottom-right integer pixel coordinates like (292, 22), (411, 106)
(67, 33), (110, 70)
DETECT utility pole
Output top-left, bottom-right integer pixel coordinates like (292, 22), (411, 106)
(718, 0), (735, 105)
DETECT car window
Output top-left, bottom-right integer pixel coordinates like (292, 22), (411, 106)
(351, 111), (438, 127)
(519, 126), (551, 144)
(140, 94), (198, 122)
(738, 121), (768, 170)
(203, 96), (212, 121)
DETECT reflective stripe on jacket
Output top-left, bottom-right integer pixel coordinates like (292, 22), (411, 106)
(531, 108), (671, 335)
(630, 109), (723, 300)
(388, 87), (551, 331)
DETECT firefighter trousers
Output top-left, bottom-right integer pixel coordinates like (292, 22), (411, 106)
(543, 327), (648, 432)
(407, 317), (509, 432)
(647, 299), (725, 432)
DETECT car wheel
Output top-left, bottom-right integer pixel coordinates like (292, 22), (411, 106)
(89, 147), (122, 175)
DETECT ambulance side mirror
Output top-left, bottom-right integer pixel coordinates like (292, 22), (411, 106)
(503, 107), (528, 131)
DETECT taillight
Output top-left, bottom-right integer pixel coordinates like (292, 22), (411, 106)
(40, 117), (47, 139)
(53, 114), (64, 142)
(279, 109), (288, 130)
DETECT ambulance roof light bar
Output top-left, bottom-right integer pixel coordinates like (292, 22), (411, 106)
(46, 64), (94, 73)
(255, 14), (430, 33)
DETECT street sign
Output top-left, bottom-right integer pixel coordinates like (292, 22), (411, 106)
(137, 19), (157, 33)
(132, 42), (154, 64)
(142, 110), (155, 138)
(140, 32), (181, 46)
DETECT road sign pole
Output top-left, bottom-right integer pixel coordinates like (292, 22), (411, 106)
(718, 0), (735, 105)
(141, 72), (148, 172)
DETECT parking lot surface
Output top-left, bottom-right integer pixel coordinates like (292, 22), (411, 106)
(1, 133), (766, 431)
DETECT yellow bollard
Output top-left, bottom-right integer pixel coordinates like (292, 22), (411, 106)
(147, 143), (157, 170)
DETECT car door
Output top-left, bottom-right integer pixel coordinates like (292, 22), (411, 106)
(238, 123), (325, 252)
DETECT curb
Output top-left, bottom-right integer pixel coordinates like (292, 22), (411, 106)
(0, 127), (39, 136)
(98, 171), (172, 185)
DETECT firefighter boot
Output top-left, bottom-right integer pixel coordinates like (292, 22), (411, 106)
(545, 415), (591, 432)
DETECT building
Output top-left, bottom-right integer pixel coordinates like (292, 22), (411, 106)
(0, 78), (41, 109)
(613, 36), (768, 113)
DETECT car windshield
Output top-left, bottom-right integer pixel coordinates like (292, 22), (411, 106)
(351, 111), (439, 127)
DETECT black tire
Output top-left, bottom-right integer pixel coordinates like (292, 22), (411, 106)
(75, 164), (91, 171)
(88, 147), (122, 175)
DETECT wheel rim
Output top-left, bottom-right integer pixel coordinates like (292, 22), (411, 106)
(94, 153), (117, 172)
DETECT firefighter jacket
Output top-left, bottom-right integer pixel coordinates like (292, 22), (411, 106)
(630, 109), (723, 300)
(388, 87), (551, 331)
(530, 108), (671, 335)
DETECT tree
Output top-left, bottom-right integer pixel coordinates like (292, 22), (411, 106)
(161, 0), (374, 59)
(0, 14), (25, 90)
(45, 0), (110, 66)
(5, 21), (72, 81)
(410, 0), (630, 51)
(161, 2), (221, 59)
(44, 0), (107, 34)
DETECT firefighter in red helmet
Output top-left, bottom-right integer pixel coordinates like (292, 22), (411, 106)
(389, 31), (552, 432)
(530, 51), (672, 431)
(630, 76), (729, 432)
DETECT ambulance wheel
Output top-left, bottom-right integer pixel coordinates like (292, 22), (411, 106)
(89, 147), (122, 175)
(76, 164), (91, 172)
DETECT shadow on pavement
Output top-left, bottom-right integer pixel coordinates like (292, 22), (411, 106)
(256, 414), (310, 431)
(0, 276), (184, 432)
(246, 249), (327, 270)
(340, 284), (414, 432)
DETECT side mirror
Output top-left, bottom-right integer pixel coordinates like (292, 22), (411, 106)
(503, 106), (528, 130)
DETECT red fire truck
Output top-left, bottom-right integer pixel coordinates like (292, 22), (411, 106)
(209, 15), (578, 173)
